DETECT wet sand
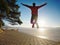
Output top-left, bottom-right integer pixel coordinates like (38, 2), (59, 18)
(0, 29), (60, 45)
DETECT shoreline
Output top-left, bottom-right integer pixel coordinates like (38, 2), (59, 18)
(0, 29), (60, 45)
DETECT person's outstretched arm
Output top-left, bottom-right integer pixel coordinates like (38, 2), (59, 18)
(37, 3), (47, 9)
(21, 3), (31, 8)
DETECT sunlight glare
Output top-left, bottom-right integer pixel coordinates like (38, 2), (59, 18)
(39, 27), (46, 32)
(38, 19), (46, 27)
(37, 36), (48, 39)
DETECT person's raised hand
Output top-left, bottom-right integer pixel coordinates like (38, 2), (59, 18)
(45, 2), (47, 5)
(21, 3), (23, 4)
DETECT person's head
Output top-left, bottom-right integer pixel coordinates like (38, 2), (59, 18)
(33, 3), (36, 6)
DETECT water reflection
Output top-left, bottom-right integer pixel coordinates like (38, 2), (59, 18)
(37, 27), (47, 39)
(37, 36), (48, 39)
(38, 27), (46, 32)
(18, 27), (60, 41)
(37, 27), (60, 41)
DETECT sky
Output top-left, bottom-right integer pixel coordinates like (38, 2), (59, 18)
(5, 0), (60, 27)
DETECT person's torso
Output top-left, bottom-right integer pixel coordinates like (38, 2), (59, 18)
(30, 7), (38, 15)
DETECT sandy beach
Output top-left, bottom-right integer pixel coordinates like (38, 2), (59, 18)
(0, 29), (60, 45)
(18, 27), (60, 42)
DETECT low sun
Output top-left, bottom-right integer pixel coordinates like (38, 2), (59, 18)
(38, 19), (46, 27)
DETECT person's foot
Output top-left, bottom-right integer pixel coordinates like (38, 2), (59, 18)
(32, 24), (34, 28)
(37, 26), (39, 28)
(36, 23), (39, 28)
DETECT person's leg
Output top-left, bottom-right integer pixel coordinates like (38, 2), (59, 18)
(31, 15), (35, 28)
(31, 17), (34, 28)
(35, 16), (39, 28)
(31, 19), (35, 28)
(32, 23), (35, 28)
(36, 23), (39, 28)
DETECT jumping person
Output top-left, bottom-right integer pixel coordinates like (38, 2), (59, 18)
(21, 3), (47, 28)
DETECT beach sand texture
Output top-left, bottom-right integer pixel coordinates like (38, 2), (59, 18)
(0, 30), (60, 45)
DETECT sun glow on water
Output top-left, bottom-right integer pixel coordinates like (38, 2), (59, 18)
(39, 27), (46, 32)
(37, 36), (47, 39)
(37, 27), (47, 39)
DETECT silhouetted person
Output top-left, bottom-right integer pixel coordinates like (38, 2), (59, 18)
(21, 3), (47, 28)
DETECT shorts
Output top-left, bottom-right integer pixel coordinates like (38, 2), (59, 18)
(30, 14), (38, 24)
